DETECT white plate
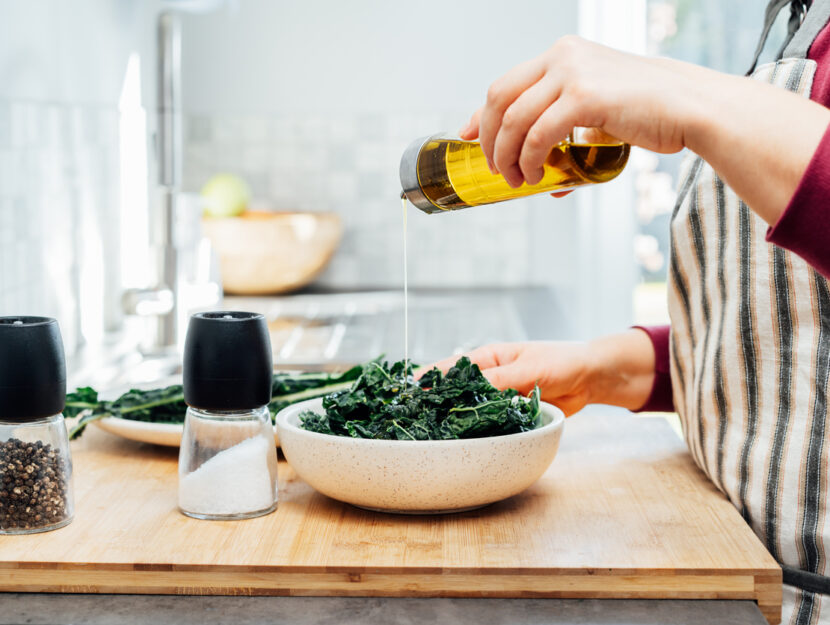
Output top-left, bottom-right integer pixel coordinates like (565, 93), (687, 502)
(86, 375), (280, 447)
(94, 418), (280, 448)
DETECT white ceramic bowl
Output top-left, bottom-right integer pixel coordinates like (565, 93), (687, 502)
(276, 398), (565, 514)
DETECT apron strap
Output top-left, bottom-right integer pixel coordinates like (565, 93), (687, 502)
(782, 0), (830, 58)
(747, 0), (808, 75)
(783, 565), (830, 595)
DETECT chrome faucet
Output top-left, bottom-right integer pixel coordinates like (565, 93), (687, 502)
(120, 11), (181, 354)
(123, 2), (226, 355)
(153, 10), (182, 350)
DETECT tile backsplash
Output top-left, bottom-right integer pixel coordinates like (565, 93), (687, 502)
(0, 104), (584, 356)
(0, 100), (122, 353)
(183, 112), (576, 290)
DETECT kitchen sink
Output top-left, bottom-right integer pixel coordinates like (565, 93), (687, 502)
(67, 287), (572, 388)
(227, 287), (571, 370)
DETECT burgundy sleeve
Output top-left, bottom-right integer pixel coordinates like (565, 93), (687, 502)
(631, 325), (674, 413)
(766, 122), (830, 279)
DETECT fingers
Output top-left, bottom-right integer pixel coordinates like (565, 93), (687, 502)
(479, 58), (546, 173)
(423, 343), (522, 376)
(428, 348), (496, 375)
(551, 191), (573, 198)
(492, 77), (563, 187)
(519, 98), (580, 184)
(483, 363), (587, 417)
(480, 363), (536, 396)
(423, 354), (461, 377)
(459, 108), (481, 140)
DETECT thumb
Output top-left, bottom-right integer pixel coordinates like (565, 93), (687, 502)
(459, 108), (482, 140)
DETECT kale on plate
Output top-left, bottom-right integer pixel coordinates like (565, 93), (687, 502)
(65, 365), (364, 440)
(299, 356), (541, 440)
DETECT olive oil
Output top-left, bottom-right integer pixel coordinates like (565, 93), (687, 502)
(400, 133), (630, 213)
(402, 195), (409, 384)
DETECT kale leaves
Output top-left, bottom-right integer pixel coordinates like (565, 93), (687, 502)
(299, 357), (541, 440)
(65, 357), (541, 442)
(65, 365), (364, 440)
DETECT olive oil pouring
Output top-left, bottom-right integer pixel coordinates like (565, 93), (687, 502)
(399, 127), (629, 213)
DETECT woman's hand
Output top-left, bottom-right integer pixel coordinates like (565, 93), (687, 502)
(428, 330), (657, 416)
(459, 36), (698, 188)
(460, 35), (830, 226)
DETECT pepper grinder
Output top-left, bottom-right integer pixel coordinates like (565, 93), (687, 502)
(178, 311), (278, 520)
(0, 317), (73, 534)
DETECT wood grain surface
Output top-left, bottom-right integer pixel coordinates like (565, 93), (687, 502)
(0, 412), (781, 624)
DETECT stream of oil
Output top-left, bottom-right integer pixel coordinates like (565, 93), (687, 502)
(402, 196), (409, 384)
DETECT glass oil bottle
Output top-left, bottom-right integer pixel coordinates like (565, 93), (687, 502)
(400, 127), (630, 213)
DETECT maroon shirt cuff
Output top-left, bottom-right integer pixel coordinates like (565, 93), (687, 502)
(766, 122), (830, 279)
(631, 325), (674, 412)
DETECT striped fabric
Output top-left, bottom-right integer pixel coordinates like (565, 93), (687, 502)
(666, 57), (830, 625)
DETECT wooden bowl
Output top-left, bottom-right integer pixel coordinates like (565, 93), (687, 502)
(202, 211), (342, 295)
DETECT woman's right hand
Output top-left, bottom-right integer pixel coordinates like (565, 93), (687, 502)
(428, 330), (657, 416)
(459, 34), (830, 227)
(458, 36), (697, 189)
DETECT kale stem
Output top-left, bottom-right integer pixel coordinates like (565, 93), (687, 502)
(68, 411), (112, 440)
(268, 380), (353, 410)
(369, 362), (396, 385)
(117, 394), (184, 415)
(448, 397), (512, 415)
(411, 421), (431, 439)
(391, 419), (416, 440)
(448, 405), (479, 418)
(64, 401), (100, 410)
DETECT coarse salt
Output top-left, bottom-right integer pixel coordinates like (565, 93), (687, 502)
(179, 435), (274, 515)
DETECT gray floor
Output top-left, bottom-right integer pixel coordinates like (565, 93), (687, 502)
(0, 596), (768, 625)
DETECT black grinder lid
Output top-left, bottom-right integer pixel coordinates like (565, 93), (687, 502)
(183, 311), (273, 411)
(0, 316), (66, 422)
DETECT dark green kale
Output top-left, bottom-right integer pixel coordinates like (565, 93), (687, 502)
(65, 365), (365, 440)
(66, 385), (187, 439)
(299, 356), (541, 440)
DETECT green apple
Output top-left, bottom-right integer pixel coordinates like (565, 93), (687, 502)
(201, 174), (250, 218)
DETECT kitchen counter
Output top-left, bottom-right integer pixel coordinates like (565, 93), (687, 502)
(20, 290), (775, 624)
(0, 406), (779, 624)
(0, 595), (767, 625)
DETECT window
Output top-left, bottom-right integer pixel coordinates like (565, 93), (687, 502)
(633, 0), (784, 326)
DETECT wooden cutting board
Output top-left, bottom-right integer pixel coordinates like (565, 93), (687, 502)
(0, 412), (781, 624)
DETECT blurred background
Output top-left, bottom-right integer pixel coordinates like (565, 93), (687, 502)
(0, 0), (785, 384)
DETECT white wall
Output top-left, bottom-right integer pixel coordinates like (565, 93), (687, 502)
(576, 0), (645, 336)
(178, 0), (643, 338)
(0, 0), (160, 353)
(0, 0), (158, 106)
(178, 0), (592, 312)
(180, 0), (579, 115)
(0, 0), (641, 351)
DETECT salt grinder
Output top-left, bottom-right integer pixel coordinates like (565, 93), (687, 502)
(178, 311), (278, 520)
(0, 317), (74, 534)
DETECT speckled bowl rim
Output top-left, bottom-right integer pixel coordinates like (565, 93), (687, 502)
(276, 397), (564, 447)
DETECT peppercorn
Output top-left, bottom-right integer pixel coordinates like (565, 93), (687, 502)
(0, 438), (70, 531)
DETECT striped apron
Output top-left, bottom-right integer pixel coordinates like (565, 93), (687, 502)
(667, 2), (830, 624)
